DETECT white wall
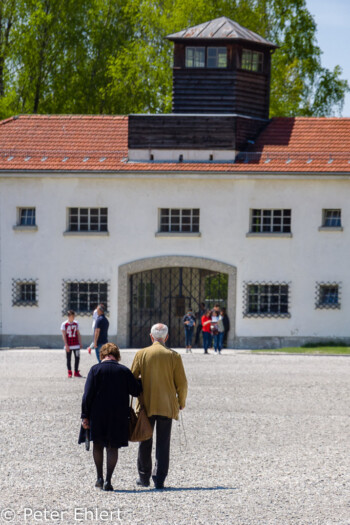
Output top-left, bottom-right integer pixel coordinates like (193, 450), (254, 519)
(2, 172), (349, 342)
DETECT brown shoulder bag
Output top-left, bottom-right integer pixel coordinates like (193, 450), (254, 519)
(129, 395), (153, 442)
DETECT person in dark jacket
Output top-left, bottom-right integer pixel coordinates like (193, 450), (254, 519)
(79, 343), (141, 491)
(221, 307), (230, 348)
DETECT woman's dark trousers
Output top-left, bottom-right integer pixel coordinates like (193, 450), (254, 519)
(137, 415), (172, 487)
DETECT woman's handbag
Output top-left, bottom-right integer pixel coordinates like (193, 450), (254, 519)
(129, 396), (153, 442)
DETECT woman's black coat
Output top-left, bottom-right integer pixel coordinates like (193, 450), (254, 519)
(79, 360), (141, 448)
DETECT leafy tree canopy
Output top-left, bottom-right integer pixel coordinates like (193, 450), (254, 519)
(0, 0), (348, 118)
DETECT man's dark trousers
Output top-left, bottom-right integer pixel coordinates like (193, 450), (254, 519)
(137, 415), (172, 487)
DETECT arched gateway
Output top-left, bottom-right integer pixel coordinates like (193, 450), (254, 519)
(118, 256), (236, 348)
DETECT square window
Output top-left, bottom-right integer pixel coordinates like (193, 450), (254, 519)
(185, 47), (205, 68)
(19, 208), (36, 226)
(207, 47), (227, 68)
(323, 209), (341, 227)
(316, 283), (340, 309)
(12, 279), (38, 306)
(242, 49), (264, 72)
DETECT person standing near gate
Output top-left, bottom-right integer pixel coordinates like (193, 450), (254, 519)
(182, 307), (196, 353)
(201, 309), (212, 354)
(221, 307), (230, 348)
(131, 323), (188, 489)
(194, 302), (206, 347)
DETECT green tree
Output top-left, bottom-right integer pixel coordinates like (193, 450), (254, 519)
(0, 0), (348, 117)
(106, 0), (348, 116)
(0, 0), (19, 117)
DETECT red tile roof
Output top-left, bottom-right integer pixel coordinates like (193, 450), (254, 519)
(1, 114), (350, 173)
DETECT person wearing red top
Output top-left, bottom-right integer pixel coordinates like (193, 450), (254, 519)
(61, 310), (83, 378)
(201, 310), (212, 354)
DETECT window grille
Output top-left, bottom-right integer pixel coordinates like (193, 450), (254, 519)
(12, 279), (38, 306)
(185, 47), (205, 68)
(159, 209), (200, 233)
(19, 208), (36, 226)
(68, 208), (108, 232)
(250, 209), (291, 233)
(323, 209), (341, 227)
(315, 282), (341, 309)
(62, 280), (109, 316)
(243, 282), (290, 318)
(242, 49), (263, 72)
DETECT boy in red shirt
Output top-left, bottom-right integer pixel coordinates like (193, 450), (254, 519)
(61, 310), (83, 378)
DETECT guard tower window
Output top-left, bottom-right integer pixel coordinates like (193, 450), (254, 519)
(207, 47), (227, 68)
(242, 49), (263, 73)
(185, 47), (205, 68)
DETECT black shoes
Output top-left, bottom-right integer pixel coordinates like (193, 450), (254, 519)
(152, 476), (165, 489)
(136, 477), (165, 489)
(95, 478), (104, 489)
(136, 478), (150, 487)
(103, 481), (114, 491)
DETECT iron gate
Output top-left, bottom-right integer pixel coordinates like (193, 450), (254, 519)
(129, 267), (228, 348)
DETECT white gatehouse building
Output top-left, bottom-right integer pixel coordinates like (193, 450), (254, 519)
(1, 17), (350, 349)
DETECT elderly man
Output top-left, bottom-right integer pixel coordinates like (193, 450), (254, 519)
(131, 323), (188, 489)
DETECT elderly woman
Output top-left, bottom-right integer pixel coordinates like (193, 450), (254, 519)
(79, 343), (141, 491)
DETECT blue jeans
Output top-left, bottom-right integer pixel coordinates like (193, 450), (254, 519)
(185, 327), (194, 347)
(213, 334), (219, 351)
(203, 332), (211, 353)
(95, 344), (102, 363)
(218, 332), (224, 352)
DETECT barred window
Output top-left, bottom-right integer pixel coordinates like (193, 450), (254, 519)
(244, 282), (290, 318)
(68, 208), (108, 232)
(160, 209), (200, 233)
(315, 283), (341, 309)
(323, 209), (341, 227)
(19, 208), (36, 226)
(63, 281), (108, 315)
(185, 47), (205, 68)
(12, 279), (38, 306)
(251, 209), (291, 233)
(242, 49), (263, 73)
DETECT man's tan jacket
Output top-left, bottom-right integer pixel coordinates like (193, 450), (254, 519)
(131, 341), (188, 420)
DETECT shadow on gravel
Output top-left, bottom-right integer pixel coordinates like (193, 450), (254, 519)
(113, 486), (236, 494)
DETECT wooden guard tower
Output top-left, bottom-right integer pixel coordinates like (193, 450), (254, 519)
(128, 17), (277, 161)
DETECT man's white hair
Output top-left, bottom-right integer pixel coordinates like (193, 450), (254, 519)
(151, 323), (168, 342)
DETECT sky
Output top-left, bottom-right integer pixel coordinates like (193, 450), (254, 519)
(305, 0), (350, 116)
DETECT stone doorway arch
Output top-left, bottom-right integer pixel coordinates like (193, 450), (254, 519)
(117, 256), (236, 348)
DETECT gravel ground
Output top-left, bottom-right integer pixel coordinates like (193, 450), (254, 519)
(0, 348), (350, 525)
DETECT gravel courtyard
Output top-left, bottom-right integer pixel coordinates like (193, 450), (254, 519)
(0, 348), (349, 525)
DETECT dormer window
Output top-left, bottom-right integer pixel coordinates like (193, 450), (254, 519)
(186, 47), (205, 68)
(185, 47), (227, 68)
(242, 49), (263, 72)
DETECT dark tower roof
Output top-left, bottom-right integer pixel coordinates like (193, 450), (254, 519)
(166, 16), (277, 48)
